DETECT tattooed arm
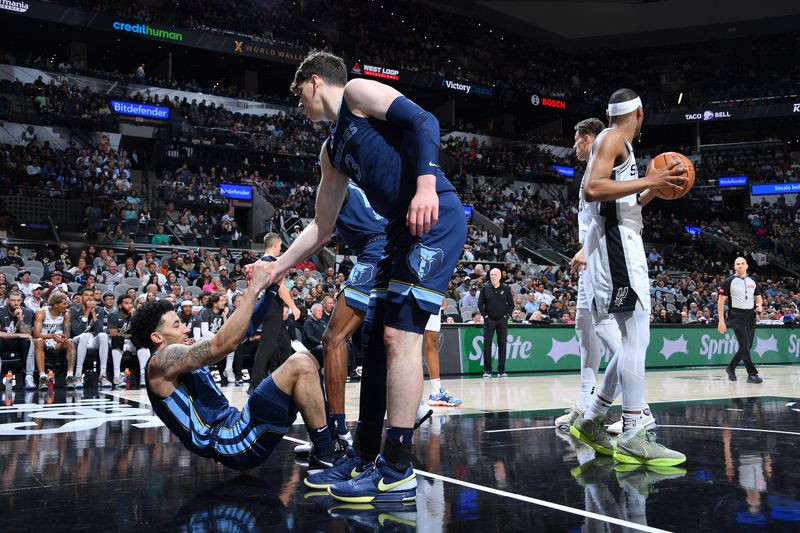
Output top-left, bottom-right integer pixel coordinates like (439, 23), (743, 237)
(147, 260), (275, 397)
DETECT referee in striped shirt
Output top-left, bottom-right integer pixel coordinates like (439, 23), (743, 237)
(717, 257), (763, 383)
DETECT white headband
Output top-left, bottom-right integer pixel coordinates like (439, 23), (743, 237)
(607, 97), (642, 117)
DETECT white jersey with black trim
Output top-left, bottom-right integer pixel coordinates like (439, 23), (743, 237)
(582, 128), (648, 314)
(41, 306), (65, 334)
(583, 128), (642, 230)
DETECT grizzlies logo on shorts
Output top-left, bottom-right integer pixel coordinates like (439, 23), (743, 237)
(407, 244), (445, 282)
(348, 263), (376, 286)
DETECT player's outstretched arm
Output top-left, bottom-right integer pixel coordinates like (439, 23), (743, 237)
(148, 261), (274, 389)
(270, 147), (349, 284)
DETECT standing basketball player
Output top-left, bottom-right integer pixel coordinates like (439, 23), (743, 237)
(570, 89), (686, 466)
(295, 181), (387, 462)
(556, 118), (654, 433)
(276, 51), (467, 503)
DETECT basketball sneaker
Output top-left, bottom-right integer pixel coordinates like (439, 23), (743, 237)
(613, 428), (686, 466)
(606, 405), (656, 435)
(223, 368), (236, 384)
(100, 376), (113, 388)
(73, 376), (84, 389)
(65, 375), (76, 389)
(114, 374), (128, 389)
(427, 388), (462, 407)
(569, 413), (615, 456)
(295, 431), (353, 457)
(38, 374), (48, 390)
(24, 374), (36, 391)
(555, 404), (586, 428)
(328, 454), (416, 503)
(482, 371), (492, 379)
(304, 445), (371, 490)
(499, 372), (508, 378)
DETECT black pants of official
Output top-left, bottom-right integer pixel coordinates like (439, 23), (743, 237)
(728, 310), (758, 376)
(483, 317), (508, 373)
(250, 303), (285, 389)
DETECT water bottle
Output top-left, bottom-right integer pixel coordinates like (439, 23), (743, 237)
(90, 360), (98, 389)
(47, 369), (55, 392)
(124, 368), (131, 388)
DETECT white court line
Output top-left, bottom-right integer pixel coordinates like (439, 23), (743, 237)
(415, 469), (671, 533)
(485, 425), (556, 433)
(658, 424), (800, 437)
(281, 434), (670, 533)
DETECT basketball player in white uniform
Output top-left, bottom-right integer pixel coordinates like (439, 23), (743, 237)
(570, 89), (686, 466)
(556, 118), (654, 434)
(33, 291), (75, 390)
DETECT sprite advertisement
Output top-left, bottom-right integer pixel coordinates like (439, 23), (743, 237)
(453, 325), (800, 373)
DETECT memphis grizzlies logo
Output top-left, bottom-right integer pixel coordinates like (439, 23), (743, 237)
(348, 263), (376, 286)
(407, 244), (444, 281)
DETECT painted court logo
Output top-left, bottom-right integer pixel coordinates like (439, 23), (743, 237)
(406, 244), (444, 281)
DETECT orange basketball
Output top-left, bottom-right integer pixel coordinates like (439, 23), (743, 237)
(651, 151), (695, 199)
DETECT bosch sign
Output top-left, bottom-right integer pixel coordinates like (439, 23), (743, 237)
(530, 94), (567, 110)
(351, 62), (400, 81)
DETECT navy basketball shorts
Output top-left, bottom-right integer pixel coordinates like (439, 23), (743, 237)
(211, 375), (297, 470)
(338, 235), (387, 313)
(372, 191), (467, 334)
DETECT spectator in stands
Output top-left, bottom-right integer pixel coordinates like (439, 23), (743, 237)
(460, 285), (480, 309)
(141, 262), (166, 289)
(504, 247), (520, 264)
(0, 247), (24, 269)
(303, 303), (326, 350)
(100, 260), (123, 290)
(17, 271), (34, 298)
(510, 309), (528, 324)
(467, 311), (484, 324)
(24, 285), (44, 312)
(151, 225), (171, 244)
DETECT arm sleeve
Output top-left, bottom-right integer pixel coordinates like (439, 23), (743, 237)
(385, 96), (440, 178)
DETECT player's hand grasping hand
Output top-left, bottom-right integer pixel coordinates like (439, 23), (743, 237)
(407, 174), (439, 236)
(246, 261), (275, 291)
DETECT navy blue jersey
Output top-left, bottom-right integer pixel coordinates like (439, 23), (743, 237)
(335, 182), (387, 255)
(146, 357), (239, 458)
(326, 98), (456, 220)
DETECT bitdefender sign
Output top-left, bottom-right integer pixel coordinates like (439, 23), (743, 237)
(110, 100), (170, 120)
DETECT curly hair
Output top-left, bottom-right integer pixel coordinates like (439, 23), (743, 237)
(129, 300), (176, 351)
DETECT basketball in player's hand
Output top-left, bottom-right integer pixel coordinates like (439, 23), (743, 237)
(651, 152), (695, 199)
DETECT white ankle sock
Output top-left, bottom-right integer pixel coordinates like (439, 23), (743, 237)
(430, 378), (441, 395)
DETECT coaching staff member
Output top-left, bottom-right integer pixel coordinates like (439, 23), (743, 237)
(718, 257), (763, 383)
(478, 268), (514, 378)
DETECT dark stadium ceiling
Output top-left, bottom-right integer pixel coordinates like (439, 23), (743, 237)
(424, 0), (800, 47)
